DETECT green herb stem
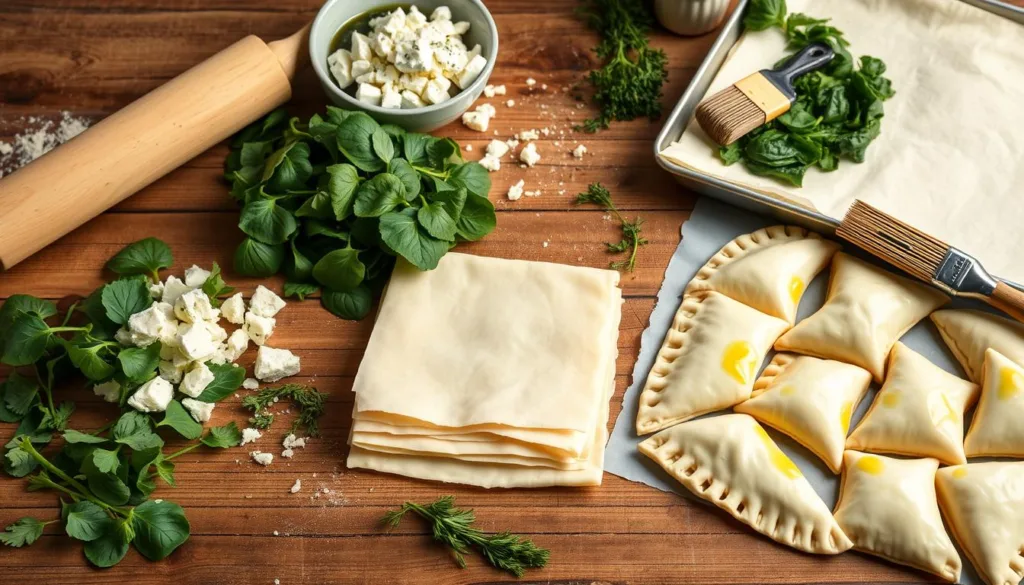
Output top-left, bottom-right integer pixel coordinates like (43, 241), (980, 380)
(18, 439), (127, 517)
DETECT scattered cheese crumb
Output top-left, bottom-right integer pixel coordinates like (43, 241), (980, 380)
(461, 110), (490, 132)
(281, 448), (295, 459)
(484, 84), (507, 97)
(517, 129), (539, 141)
(479, 155), (501, 172)
(543, 241), (549, 248)
(506, 99), (515, 107)
(525, 190), (542, 197)
(541, 83), (548, 90)
(273, 530), (280, 537)
(251, 451), (274, 466)
(290, 479), (302, 494)
(573, 144), (588, 159)
(486, 139), (510, 158)
(525, 78), (536, 87)
(243, 378), (260, 390)
(507, 180), (525, 201)
(241, 428), (262, 446)
(283, 434), (307, 450)
(519, 143), (541, 167)
(465, 144), (473, 151)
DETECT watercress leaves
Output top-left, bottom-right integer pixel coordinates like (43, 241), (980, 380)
(0, 518), (47, 547)
(417, 202), (458, 241)
(321, 286), (373, 320)
(263, 141), (313, 192)
(337, 113), (385, 172)
(200, 262), (235, 305)
(2, 314), (55, 366)
(380, 208), (449, 271)
(744, 0), (787, 30)
(65, 501), (112, 542)
(312, 248), (366, 292)
(101, 279), (152, 325)
(200, 422), (243, 449)
(118, 343), (161, 381)
(84, 527), (130, 568)
(239, 198), (298, 245)
(354, 173), (406, 217)
(283, 282), (319, 301)
(455, 194), (497, 242)
(234, 238), (284, 277)
(156, 401), (203, 440)
(195, 363), (245, 403)
(131, 500), (190, 561)
(372, 127), (395, 163)
(106, 238), (173, 281)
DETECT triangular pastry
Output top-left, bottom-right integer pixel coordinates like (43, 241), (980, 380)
(964, 349), (1024, 457)
(638, 414), (853, 555)
(931, 309), (1024, 382)
(936, 462), (1024, 585)
(684, 225), (840, 323)
(734, 354), (872, 473)
(774, 253), (949, 381)
(834, 452), (961, 582)
(636, 291), (789, 435)
(846, 343), (978, 465)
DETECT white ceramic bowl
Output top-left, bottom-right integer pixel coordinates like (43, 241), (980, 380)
(309, 0), (499, 132)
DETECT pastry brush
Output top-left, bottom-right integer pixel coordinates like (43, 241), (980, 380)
(695, 42), (834, 146)
(837, 200), (1024, 323)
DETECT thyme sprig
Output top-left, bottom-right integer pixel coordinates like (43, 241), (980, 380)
(574, 182), (648, 272)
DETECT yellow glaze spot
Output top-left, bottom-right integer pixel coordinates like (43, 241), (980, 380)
(881, 391), (901, 408)
(788, 276), (805, 307)
(998, 366), (1023, 401)
(840, 401), (854, 435)
(754, 425), (803, 479)
(780, 385), (796, 397)
(952, 467), (968, 479)
(722, 341), (757, 385)
(856, 455), (885, 475)
(929, 392), (958, 427)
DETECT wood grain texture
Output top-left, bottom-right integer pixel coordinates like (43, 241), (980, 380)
(4, 0), (1017, 583)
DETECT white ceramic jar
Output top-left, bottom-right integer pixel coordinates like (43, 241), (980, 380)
(654, 0), (730, 36)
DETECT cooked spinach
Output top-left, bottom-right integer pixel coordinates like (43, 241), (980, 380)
(723, 0), (896, 186)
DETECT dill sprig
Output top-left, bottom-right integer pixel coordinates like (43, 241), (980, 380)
(382, 496), (550, 578)
(574, 182), (648, 271)
(240, 383), (327, 437)
(578, 0), (669, 132)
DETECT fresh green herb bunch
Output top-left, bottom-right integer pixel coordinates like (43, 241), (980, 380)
(720, 0), (896, 186)
(382, 496), (550, 578)
(578, 0), (669, 132)
(0, 238), (245, 567)
(574, 182), (648, 271)
(223, 108), (497, 320)
(241, 383), (326, 437)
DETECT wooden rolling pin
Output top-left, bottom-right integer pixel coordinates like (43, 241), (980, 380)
(0, 24), (311, 271)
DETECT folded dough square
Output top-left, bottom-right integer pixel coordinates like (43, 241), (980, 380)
(964, 349), (1024, 458)
(936, 463), (1024, 585)
(638, 414), (852, 555)
(683, 225), (839, 324)
(347, 253), (622, 488)
(846, 343), (978, 465)
(834, 451), (961, 583)
(774, 253), (948, 381)
(735, 353), (872, 473)
(636, 291), (789, 435)
(931, 309), (1024, 383)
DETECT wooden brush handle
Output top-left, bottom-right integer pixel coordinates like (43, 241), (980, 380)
(987, 282), (1024, 324)
(0, 23), (311, 271)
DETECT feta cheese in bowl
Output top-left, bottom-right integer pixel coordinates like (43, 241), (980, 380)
(310, 0), (498, 131)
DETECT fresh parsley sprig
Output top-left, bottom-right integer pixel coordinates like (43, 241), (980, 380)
(241, 383), (326, 437)
(578, 0), (669, 132)
(382, 496), (550, 578)
(574, 182), (648, 271)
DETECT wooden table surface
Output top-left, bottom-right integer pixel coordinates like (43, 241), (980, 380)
(1, 0), (1016, 583)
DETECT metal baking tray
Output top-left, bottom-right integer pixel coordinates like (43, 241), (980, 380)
(654, 0), (1024, 236)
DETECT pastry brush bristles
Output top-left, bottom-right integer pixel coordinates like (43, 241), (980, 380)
(837, 200), (949, 283)
(695, 85), (767, 146)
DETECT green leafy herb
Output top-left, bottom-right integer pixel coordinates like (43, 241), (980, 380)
(241, 384), (327, 437)
(105, 238), (174, 282)
(0, 517), (52, 547)
(200, 422), (243, 449)
(724, 0), (896, 186)
(156, 401), (204, 440)
(194, 363), (245, 403)
(578, 0), (669, 132)
(130, 500), (190, 561)
(117, 343), (161, 382)
(574, 183), (648, 271)
(200, 262), (236, 306)
(382, 496), (550, 577)
(224, 108), (495, 320)
(101, 279), (153, 325)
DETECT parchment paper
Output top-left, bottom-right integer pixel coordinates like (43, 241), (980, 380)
(605, 197), (990, 584)
(659, 0), (1024, 284)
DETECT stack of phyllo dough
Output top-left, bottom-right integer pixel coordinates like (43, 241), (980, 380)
(347, 253), (623, 488)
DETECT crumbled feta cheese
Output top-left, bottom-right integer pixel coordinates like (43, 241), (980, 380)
(222, 329), (249, 363)
(465, 144), (473, 151)
(430, 6), (452, 21)
(174, 289), (219, 324)
(520, 142), (541, 167)
(356, 83), (382, 106)
(161, 276), (192, 305)
(400, 74), (429, 95)
(115, 327), (134, 346)
(158, 359), (186, 384)
(507, 180), (525, 201)
(483, 84), (506, 97)
(505, 138), (520, 151)
(476, 103), (496, 117)
(149, 281), (165, 300)
(251, 451), (274, 466)
(206, 322), (228, 344)
(479, 155), (501, 172)
(290, 479), (302, 494)
(525, 77), (537, 87)
(351, 31), (374, 61)
(221, 293), (245, 325)
(184, 265), (211, 288)
(249, 285), (286, 318)
(485, 139), (510, 158)
(327, 48), (354, 89)
(380, 86), (402, 109)
(400, 90), (426, 109)
(455, 54), (487, 89)
(243, 378), (260, 391)
(350, 59), (373, 80)
(423, 78), (451, 105)
(518, 129), (539, 141)
(177, 322), (219, 361)
(283, 434), (307, 450)
(93, 381), (120, 403)
(180, 362), (215, 398)
(573, 144), (588, 158)
(254, 346), (301, 383)
(461, 111), (489, 132)
(241, 427), (262, 446)
(407, 5), (427, 27)
(127, 377), (174, 413)
(182, 397), (215, 423)
(525, 190), (542, 197)
(127, 303), (178, 348)
(506, 99), (515, 107)
(243, 312), (276, 346)
(281, 448), (295, 459)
